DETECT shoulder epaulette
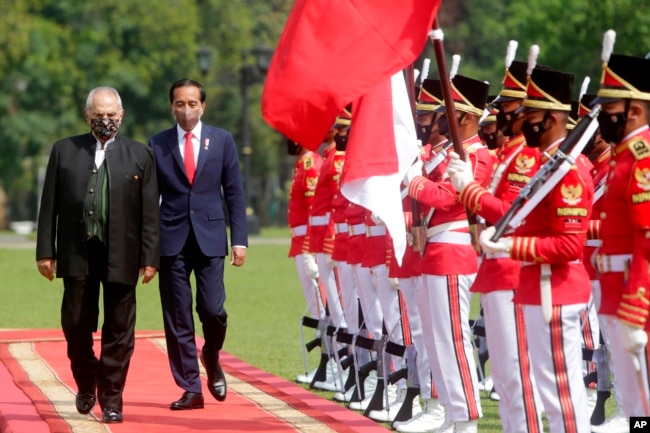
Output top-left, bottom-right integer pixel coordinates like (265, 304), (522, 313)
(629, 138), (650, 161)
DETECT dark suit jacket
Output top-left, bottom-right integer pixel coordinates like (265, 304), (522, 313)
(36, 133), (160, 286)
(149, 124), (247, 257)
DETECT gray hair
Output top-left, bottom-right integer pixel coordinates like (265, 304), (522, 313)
(85, 86), (123, 110)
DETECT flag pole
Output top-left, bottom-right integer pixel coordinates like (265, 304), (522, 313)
(429, 16), (480, 250)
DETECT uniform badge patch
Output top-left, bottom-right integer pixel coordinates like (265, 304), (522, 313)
(560, 183), (583, 206)
(630, 139), (650, 160)
(515, 154), (535, 174)
(634, 167), (650, 192)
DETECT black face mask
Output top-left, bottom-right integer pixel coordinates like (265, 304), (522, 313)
(287, 139), (301, 155)
(521, 113), (551, 148)
(598, 102), (629, 144)
(479, 128), (499, 150)
(437, 113), (465, 139)
(334, 133), (348, 151)
(416, 123), (433, 144)
(496, 107), (522, 136)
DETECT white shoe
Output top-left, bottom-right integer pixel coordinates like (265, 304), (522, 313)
(396, 399), (445, 433)
(454, 420), (478, 433)
(368, 388), (407, 422)
(348, 396), (372, 411)
(296, 368), (316, 383)
(489, 389), (500, 401)
(311, 358), (348, 391)
(591, 406), (629, 433)
(392, 398), (423, 428)
(477, 376), (493, 392)
(333, 387), (354, 402)
(431, 408), (453, 433)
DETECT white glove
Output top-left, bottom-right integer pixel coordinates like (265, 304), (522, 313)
(325, 254), (337, 269)
(371, 212), (384, 225)
(619, 321), (648, 354)
(404, 159), (424, 187)
(446, 152), (474, 193)
(303, 253), (319, 279)
(388, 277), (400, 291)
(479, 226), (512, 255)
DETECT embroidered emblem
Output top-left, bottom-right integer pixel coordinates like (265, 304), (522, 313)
(514, 154), (535, 174)
(630, 139), (650, 160)
(560, 183), (583, 206)
(634, 167), (650, 192)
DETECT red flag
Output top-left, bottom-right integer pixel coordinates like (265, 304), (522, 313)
(341, 72), (420, 265)
(261, 0), (441, 150)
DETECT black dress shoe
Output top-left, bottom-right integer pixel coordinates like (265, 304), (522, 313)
(201, 353), (227, 402)
(170, 391), (204, 410)
(101, 408), (123, 423)
(75, 392), (96, 414)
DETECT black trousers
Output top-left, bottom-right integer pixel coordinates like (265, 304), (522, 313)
(159, 228), (227, 393)
(61, 238), (136, 411)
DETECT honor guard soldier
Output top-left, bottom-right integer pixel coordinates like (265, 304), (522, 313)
(403, 74), (494, 433)
(480, 64), (595, 433)
(287, 138), (326, 384)
(594, 48), (650, 420)
(446, 44), (543, 433)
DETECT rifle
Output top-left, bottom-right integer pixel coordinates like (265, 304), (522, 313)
(490, 105), (602, 242)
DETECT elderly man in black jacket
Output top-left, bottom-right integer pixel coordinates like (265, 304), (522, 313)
(36, 86), (160, 424)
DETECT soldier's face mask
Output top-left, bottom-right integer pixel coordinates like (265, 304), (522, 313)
(287, 139), (301, 155)
(438, 112), (466, 139)
(521, 111), (551, 148)
(479, 125), (499, 150)
(496, 106), (524, 136)
(416, 123), (433, 144)
(334, 128), (349, 151)
(597, 100), (630, 144)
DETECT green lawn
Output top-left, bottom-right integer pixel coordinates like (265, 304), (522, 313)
(0, 228), (611, 431)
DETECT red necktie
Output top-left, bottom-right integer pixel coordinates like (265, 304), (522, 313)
(184, 132), (195, 184)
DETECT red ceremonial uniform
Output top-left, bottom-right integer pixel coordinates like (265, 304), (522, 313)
(460, 133), (540, 292)
(598, 127), (650, 328)
(288, 151), (322, 257)
(510, 141), (594, 306)
(305, 143), (336, 255)
(344, 202), (367, 265)
(408, 135), (494, 275)
(329, 150), (350, 262)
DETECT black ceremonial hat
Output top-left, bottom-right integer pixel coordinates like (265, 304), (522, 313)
(596, 54), (650, 103)
(523, 68), (573, 112)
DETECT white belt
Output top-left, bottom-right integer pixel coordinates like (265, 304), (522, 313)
(310, 213), (330, 226)
(585, 239), (602, 247)
(427, 231), (471, 245)
(521, 260), (581, 267)
(483, 251), (511, 259)
(334, 222), (348, 234)
(366, 225), (386, 237)
(348, 223), (366, 236)
(596, 254), (632, 273)
(290, 224), (307, 237)
(426, 220), (470, 238)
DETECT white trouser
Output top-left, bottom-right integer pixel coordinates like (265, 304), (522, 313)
(418, 273), (482, 422)
(316, 253), (347, 329)
(336, 261), (359, 335)
(351, 264), (383, 340)
(371, 263), (406, 381)
(482, 291), (543, 433)
(294, 253), (325, 319)
(523, 303), (590, 433)
(399, 276), (433, 399)
(601, 314), (650, 417)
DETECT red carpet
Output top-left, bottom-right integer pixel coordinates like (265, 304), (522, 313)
(0, 330), (388, 433)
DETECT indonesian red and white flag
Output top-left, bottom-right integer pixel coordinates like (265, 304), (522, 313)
(341, 72), (420, 265)
(261, 0), (441, 151)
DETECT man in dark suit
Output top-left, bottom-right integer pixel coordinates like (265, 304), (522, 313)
(149, 78), (248, 410)
(36, 86), (160, 424)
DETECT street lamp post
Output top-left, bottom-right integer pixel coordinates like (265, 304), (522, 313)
(196, 46), (212, 79)
(240, 46), (274, 235)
